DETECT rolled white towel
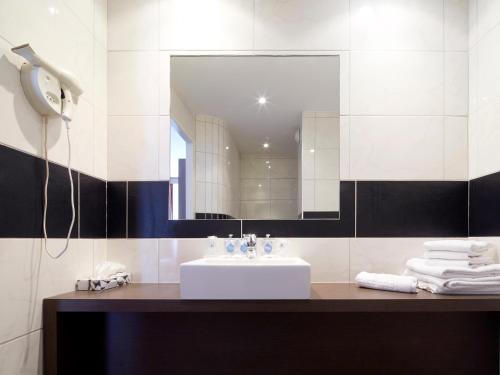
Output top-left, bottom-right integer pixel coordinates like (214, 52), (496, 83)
(423, 240), (490, 253)
(406, 257), (500, 279)
(355, 271), (417, 293)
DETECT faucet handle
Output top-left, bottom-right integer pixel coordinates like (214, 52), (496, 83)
(243, 233), (257, 247)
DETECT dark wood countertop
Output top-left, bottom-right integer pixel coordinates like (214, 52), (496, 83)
(43, 283), (500, 312)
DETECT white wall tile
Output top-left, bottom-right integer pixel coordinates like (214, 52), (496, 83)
(94, 0), (107, 48)
(315, 149), (340, 180)
(315, 117), (340, 149)
(270, 179), (297, 200)
(301, 180), (314, 211)
(0, 330), (41, 374)
(159, 52), (171, 116)
(285, 238), (350, 282)
(159, 239), (207, 283)
(476, 0), (500, 41)
(349, 238), (435, 280)
(65, 0), (94, 32)
(469, 105), (500, 179)
(108, 0), (159, 50)
(476, 25), (500, 114)
(158, 116), (171, 180)
(108, 51), (159, 116)
(350, 51), (444, 115)
(269, 158), (297, 179)
(240, 200), (270, 219)
(315, 179), (339, 211)
(94, 43), (107, 113)
(71, 99), (95, 175)
(108, 116), (159, 180)
(444, 117), (468, 180)
(339, 116), (350, 180)
(350, 0), (443, 51)
(94, 108), (108, 180)
(241, 179), (270, 201)
(270, 200), (297, 219)
(254, 0), (349, 50)
(350, 116), (444, 180)
(195, 182), (206, 212)
(445, 52), (468, 116)
(92, 239), (107, 274)
(444, 0), (469, 51)
(159, 0), (254, 50)
(107, 239), (159, 283)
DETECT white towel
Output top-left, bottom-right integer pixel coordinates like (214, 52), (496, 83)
(423, 250), (483, 260)
(355, 271), (417, 293)
(406, 258), (500, 279)
(423, 240), (490, 253)
(405, 269), (500, 294)
(424, 257), (493, 268)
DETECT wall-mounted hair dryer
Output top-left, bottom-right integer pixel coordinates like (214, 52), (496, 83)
(11, 43), (83, 122)
(11, 44), (84, 259)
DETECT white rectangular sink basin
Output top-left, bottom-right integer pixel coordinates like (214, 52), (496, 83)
(180, 257), (311, 299)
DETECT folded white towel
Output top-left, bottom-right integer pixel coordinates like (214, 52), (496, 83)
(405, 269), (500, 293)
(424, 257), (493, 268)
(417, 280), (500, 295)
(355, 271), (417, 293)
(423, 250), (483, 260)
(423, 240), (490, 253)
(406, 258), (500, 279)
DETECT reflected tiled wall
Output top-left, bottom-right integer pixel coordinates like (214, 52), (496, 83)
(240, 154), (298, 219)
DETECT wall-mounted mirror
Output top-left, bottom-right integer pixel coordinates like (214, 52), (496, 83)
(170, 55), (340, 220)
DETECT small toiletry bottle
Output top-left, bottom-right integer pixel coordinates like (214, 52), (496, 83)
(206, 235), (218, 257)
(225, 234), (236, 256)
(239, 235), (249, 256)
(263, 234), (273, 257)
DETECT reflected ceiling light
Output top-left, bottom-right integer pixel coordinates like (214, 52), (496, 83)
(258, 184), (262, 188)
(48, 6), (59, 14)
(262, 142), (269, 149)
(265, 160), (270, 164)
(258, 96), (267, 105)
(225, 146), (229, 150)
(309, 149), (315, 153)
(268, 165), (271, 169)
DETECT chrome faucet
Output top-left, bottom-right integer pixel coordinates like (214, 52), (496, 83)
(242, 234), (257, 259)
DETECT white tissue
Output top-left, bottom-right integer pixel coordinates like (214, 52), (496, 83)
(93, 261), (126, 279)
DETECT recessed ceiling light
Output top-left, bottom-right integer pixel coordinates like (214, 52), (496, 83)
(263, 142), (269, 149)
(258, 96), (267, 105)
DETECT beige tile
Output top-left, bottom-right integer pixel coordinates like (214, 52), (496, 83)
(350, 51), (443, 116)
(444, 117), (468, 180)
(94, 0), (107, 48)
(285, 238), (350, 283)
(0, 330), (41, 374)
(254, 0), (349, 50)
(444, 0), (469, 51)
(445, 52), (468, 116)
(159, 239), (208, 283)
(315, 179), (339, 211)
(158, 116), (171, 180)
(349, 238), (446, 280)
(108, 0), (159, 50)
(107, 239), (159, 283)
(159, 0), (253, 50)
(351, 0), (443, 51)
(108, 51), (159, 116)
(350, 116), (444, 180)
(93, 108), (107, 180)
(108, 116), (159, 180)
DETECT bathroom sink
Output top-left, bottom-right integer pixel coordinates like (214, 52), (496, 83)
(180, 257), (311, 299)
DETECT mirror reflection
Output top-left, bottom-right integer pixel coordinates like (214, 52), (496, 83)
(170, 56), (340, 220)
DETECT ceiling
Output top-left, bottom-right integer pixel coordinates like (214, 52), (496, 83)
(171, 55), (340, 155)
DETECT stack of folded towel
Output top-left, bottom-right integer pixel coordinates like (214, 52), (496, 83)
(405, 240), (500, 294)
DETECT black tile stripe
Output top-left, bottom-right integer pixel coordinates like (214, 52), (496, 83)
(79, 173), (106, 238)
(356, 181), (468, 237)
(469, 172), (500, 236)
(127, 181), (170, 238)
(107, 182), (127, 238)
(0, 144), (104, 238)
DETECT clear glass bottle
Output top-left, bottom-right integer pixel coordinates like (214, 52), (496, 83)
(205, 235), (218, 258)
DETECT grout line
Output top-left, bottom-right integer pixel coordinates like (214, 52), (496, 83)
(78, 173), (81, 238)
(0, 329), (42, 348)
(125, 181), (129, 239)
